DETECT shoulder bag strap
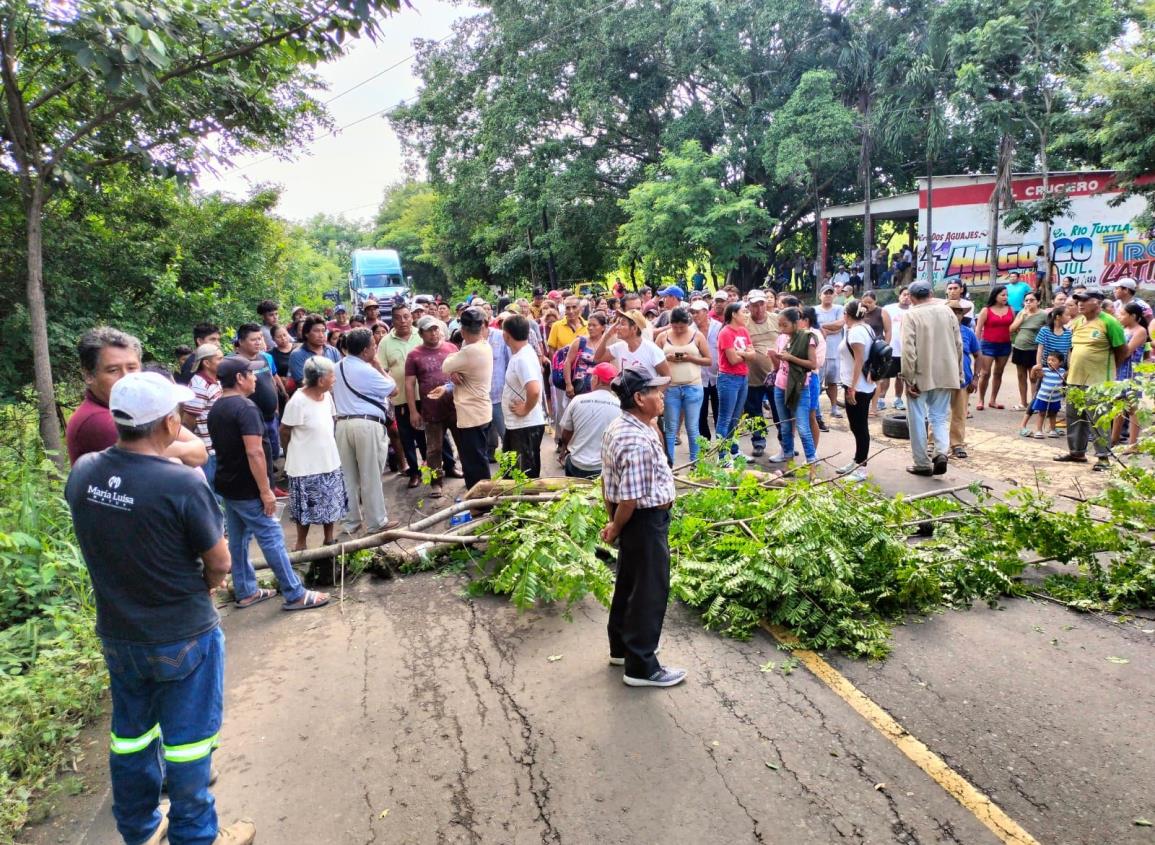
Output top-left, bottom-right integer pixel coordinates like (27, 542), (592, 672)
(338, 359), (393, 421)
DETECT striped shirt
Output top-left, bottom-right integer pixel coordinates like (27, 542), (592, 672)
(1036, 366), (1065, 404)
(600, 412), (676, 508)
(185, 373), (221, 453)
(1034, 326), (1072, 362)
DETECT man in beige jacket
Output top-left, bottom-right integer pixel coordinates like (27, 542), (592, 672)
(900, 281), (963, 477)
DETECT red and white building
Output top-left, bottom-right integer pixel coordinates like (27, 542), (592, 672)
(819, 171), (1155, 290)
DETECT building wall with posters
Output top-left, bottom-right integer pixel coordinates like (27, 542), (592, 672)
(917, 171), (1154, 290)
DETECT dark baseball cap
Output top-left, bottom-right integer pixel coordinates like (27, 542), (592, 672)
(459, 306), (486, 329)
(612, 366), (670, 403)
(218, 355), (264, 382)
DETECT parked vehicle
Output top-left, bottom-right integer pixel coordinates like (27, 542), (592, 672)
(350, 248), (407, 318)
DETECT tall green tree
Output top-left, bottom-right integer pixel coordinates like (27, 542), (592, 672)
(765, 70), (858, 272)
(373, 181), (449, 296)
(0, 0), (400, 458)
(617, 141), (772, 286)
(1070, 1), (1155, 221)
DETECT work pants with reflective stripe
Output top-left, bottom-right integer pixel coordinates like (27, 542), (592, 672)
(103, 626), (224, 845)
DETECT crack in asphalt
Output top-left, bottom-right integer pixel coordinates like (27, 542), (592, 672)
(466, 598), (561, 844)
(362, 783), (379, 845)
(666, 696), (766, 843)
(394, 592), (482, 845)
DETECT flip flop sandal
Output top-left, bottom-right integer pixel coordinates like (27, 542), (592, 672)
(283, 590), (330, 611)
(235, 588), (277, 609)
(991, 403), (1006, 409)
(976, 403), (985, 410)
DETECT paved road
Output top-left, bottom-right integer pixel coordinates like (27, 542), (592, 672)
(21, 404), (1155, 845)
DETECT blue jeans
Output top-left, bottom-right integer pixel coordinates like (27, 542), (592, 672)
(907, 387), (953, 469)
(663, 383), (705, 462)
(202, 452), (217, 490)
(104, 627), (224, 845)
(223, 497), (306, 604)
(772, 385), (817, 462)
(716, 373), (749, 455)
(264, 416), (281, 461)
(743, 384), (768, 448)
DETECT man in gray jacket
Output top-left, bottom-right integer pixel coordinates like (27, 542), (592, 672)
(900, 281), (963, 477)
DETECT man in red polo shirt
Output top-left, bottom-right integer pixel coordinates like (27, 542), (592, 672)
(65, 326), (208, 467)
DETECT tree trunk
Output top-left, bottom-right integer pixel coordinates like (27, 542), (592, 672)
(526, 228), (537, 289)
(861, 96), (873, 291)
(925, 156), (934, 284)
(25, 182), (65, 464)
(988, 133), (1015, 288)
(541, 208), (559, 290)
(987, 193), (1001, 288)
(1039, 135), (1053, 306)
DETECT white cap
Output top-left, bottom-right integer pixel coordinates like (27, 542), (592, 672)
(109, 372), (194, 427)
(689, 300), (710, 311)
(747, 290), (767, 303)
(1114, 277), (1138, 291)
(712, 290), (728, 300)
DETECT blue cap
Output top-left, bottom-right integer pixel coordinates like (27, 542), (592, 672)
(658, 285), (685, 300)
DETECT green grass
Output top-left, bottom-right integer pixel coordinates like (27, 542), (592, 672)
(0, 403), (107, 841)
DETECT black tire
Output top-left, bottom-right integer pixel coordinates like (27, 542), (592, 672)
(881, 412), (910, 440)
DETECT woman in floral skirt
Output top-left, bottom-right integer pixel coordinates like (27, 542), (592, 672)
(280, 355), (348, 551)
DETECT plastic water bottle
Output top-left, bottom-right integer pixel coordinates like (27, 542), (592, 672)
(450, 497), (472, 527)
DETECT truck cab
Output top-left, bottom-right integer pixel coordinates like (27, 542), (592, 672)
(350, 249), (408, 319)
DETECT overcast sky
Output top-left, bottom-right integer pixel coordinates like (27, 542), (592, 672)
(196, 1), (474, 223)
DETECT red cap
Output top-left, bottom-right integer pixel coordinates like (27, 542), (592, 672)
(591, 362), (618, 384)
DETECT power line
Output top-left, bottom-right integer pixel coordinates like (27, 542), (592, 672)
(224, 0), (633, 176)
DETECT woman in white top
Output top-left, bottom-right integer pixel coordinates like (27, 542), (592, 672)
(593, 309), (672, 378)
(837, 300), (876, 482)
(280, 355), (347, 550)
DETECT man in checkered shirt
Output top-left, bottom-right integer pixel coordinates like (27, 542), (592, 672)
(600, 366), (687, 688)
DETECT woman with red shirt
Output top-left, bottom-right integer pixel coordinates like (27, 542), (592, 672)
(716, 302), (756, 456)
(974, 284), (1015, 410)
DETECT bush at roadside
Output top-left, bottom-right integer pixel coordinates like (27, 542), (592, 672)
(0, 404), (106, 840)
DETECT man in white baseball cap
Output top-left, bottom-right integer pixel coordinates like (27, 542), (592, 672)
(65, 371), (257, 845)
(1112, 277), (1152, 320)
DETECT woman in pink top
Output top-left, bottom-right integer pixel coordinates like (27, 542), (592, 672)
(716, 302), (755, 456)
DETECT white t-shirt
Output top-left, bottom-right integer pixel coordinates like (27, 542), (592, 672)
(608, 338), (665, 374)
(884, 303), (908, 355)
(559, 390), (622, 471)
(839, 324), (876, 394)
(281, 391), (341, 477)
(502, 345), (546, 430)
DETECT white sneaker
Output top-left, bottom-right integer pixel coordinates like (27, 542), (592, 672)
(766, 453), (790, 463)
(836, 461), (858, 475)
(830, 408), (844, 418)
(623, 667), (687, 688)
(846, 468), (868, 483)
(876, 399), (887, 411)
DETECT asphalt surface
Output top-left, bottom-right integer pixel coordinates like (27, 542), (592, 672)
(20, 399), (1155, 845)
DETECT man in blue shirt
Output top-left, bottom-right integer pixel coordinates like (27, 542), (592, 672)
(1004, 275), (1033, 312)
(65, 372), (256, 845)
(948, 300), (981, 458)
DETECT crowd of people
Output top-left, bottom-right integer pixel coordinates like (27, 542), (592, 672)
(58, 269), (1150, 844)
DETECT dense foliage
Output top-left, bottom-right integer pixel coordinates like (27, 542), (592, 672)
(392, 0), (1144, 291)
(0, 174), (343, 397)
(0, 406), (105, 838)
(464, 383), (1155, 659)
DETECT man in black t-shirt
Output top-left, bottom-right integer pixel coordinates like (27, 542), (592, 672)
(208, 356), (329, 612)
(65, 371), (254, 845)
(233, 323), (282, 462)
